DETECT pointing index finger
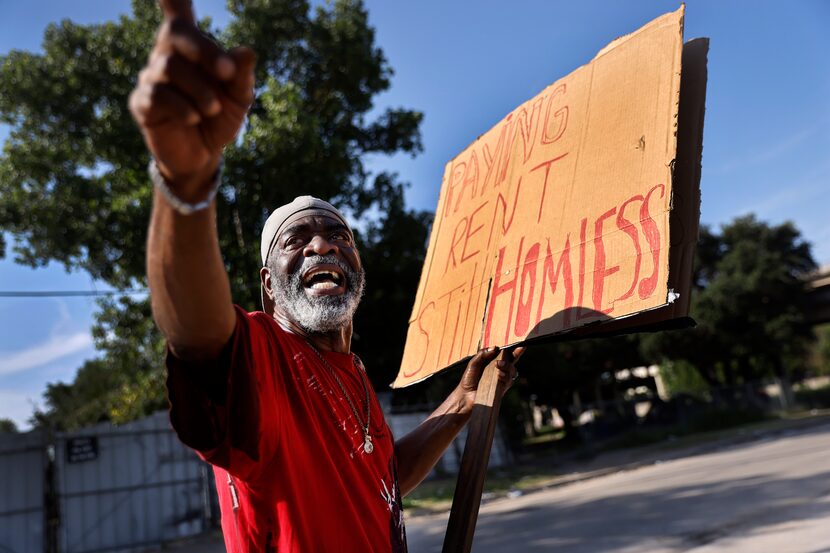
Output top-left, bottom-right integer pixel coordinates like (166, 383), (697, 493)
(159, 0), (195, 23)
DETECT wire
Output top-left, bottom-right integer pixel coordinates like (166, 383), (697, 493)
(0, 289), (147, 297)
(0, 280), (261, 298)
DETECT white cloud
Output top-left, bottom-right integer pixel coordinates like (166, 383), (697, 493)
(0, 332), (94, 376)
(712, 123), (819, 175)
(731, 158), (830, 221)
(51, 298), (73, 334)
(739, 183), (825, 219)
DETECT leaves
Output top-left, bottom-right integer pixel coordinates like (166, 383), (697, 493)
(642, 215), (817, 387)
(3, 0), (428, 429)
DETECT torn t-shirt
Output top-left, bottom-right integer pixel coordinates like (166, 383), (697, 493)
(166, 306), (407, 552)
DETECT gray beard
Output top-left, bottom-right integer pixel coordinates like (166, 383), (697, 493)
(270, 254), (365, 333)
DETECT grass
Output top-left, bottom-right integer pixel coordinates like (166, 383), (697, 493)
(403, 468), (564, 512)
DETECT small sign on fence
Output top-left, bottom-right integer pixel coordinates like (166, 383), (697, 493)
(66, 436), (98, 463)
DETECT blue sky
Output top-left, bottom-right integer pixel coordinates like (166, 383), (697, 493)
(1, 1), (828, 429)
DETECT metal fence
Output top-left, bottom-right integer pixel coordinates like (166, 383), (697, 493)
(2, 407), (497, 552)
(54, 412), (212, 553)
(387, 412), (511, 476)
(0, 430), (48, 553)
(0, 413), (215, 553)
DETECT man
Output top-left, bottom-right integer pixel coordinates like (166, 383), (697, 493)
(129, 1), (522, 551)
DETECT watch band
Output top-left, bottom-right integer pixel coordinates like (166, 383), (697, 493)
(148, 159), (222, 215)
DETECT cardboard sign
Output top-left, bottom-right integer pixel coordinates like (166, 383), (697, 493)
(394, 6), (706, 388)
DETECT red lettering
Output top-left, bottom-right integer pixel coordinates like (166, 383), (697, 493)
(464, 150), (479, 202)
(535, 235), (574, 328)
(404, 301), (435, 378)
(529, 153), (569, 223)
(459, 262), (479, 356)
(514, 242), (541, 337)
(577, 217), (588, 316)
(460, 201), (489, 264)
(615, 195), (644, 302)
(443, 216), (468, 274)
(486, 177), (522, 249)
(444, 160), (466, 219)
(516, 97), (544, 163)
(592, 207), (620, 314)
(484, 237), (525, 347)
(447, 298), (463, 365)
(437, 285), (465, 365)
(451, 153), (481, 213)
(496, 117), (517, 187)
(541, 83), (568, 144)
(638, 184), (665, 299)
(482, 123), (510, 192)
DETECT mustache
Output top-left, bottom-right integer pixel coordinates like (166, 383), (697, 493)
(292, 254), (356, 283)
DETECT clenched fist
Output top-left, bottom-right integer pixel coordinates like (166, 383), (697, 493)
(129, 0), (255, 201)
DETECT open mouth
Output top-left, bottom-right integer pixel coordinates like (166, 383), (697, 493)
(302, 265), (346, 292)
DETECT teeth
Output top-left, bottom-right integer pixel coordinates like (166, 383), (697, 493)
(310, 281), (338, 290)
(304, 271), (341, 289)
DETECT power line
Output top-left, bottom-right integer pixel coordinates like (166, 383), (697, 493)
(0, 289), (147, 298)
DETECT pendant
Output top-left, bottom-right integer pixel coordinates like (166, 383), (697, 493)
(363, 434), (374, 454)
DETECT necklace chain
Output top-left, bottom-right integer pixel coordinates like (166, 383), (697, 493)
(305, 341), (374, 454)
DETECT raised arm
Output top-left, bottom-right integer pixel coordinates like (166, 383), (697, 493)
(395, 346), (524, 497)
(129, 0), (255, 359)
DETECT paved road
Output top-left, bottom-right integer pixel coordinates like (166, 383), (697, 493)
(158, 421), (830, 552)
(406, 422), (830, 552)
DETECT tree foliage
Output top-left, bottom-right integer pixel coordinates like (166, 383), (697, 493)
(0, 418), (18, 433)
(31, 296), (168, 429)
(642, 215), (817, 388)
(813, 324), (830, 376)
(0, 0), (429, 429)
(516, 335), (646, 442)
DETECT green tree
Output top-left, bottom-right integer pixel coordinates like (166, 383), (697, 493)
(814, 324), (830, 376)
(1, 0), (428, 429)
(642, 215), (817, 389)
(0, 418), (18, 433)
(515, 334), (646, 444)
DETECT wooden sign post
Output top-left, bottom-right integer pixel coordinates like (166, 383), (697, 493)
(442, 356), (506, 553)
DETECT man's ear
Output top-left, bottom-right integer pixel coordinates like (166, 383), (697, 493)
(260, 266), (273, 296)
(259, 266), (277, 316)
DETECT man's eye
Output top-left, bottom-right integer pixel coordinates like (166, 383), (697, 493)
(284, 236), (304, 248)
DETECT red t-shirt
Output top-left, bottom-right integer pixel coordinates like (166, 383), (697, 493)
(166, 306), (408, 552)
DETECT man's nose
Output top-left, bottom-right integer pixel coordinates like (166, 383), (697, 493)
(304, 235), (338, 257)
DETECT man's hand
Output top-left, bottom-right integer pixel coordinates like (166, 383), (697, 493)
(129, 0), (256, 199)
(394, 345), (526, 496)
(456, 345), (525, 412)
